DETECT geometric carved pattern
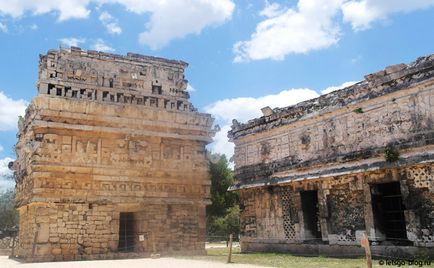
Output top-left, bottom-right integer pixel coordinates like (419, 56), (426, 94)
(407, 166), (434, 189)
(280, 188), (297, 241)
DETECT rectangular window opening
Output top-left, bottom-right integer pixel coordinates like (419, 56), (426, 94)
(47, 84), (55, 95)
(152, 85), (162, 95)
(370, 182), (410, 245)
(300, 190), (322, 242)
(65, 87), (71, 97)
(118, 212), (135, 252)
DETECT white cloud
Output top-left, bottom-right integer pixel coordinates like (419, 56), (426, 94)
(0, 1), (235, 49)
(99, 11), (122, 35)
(233, 0), (343, 62)
(210, 125), (234, 160)
(234, 0), (434, 62)
(0, 22), (7, 33)
(59, 37), (86, 47)
(342, 0), (434, 31)
(0, 91), (28, 131)
(186, 84), (196, 92)
(259, 2), (284, 18)
(205, 88), (319, 157)
(0, 157), (14, 191)
(206, 88), (319, 123)
(321, 80), (358, 95)
(91, 38), (114, 52)
(133, 0), (235, 49)
(59, 37), (114, 52)
(0, 0), (91, 21)
(30, 23), (38, 30)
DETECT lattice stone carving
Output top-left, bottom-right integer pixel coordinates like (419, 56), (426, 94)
(407, 166), (433, 189)
(280, 187), (297, 241)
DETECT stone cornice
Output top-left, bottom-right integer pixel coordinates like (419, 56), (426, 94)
(229, 54), (434, 140)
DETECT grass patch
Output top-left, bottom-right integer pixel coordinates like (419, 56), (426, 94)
(176, 248), (404, 267)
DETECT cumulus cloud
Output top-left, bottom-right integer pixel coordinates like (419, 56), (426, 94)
(0, 91), (28, 131)
(205, 88), (319, 158)
(99, 11), (122, 35)
(134, 0), (235, 49)
(321, 80), (358, 95)
(0, 0), (91, 21)
(210, 125), (234, 161)
(0, 22), (7, 32)
(206, 88), (319, 123)
(0, 1), (235, 49)
(259, 2), (284, 18)
(186, 84), (196, 92)
(342, 0), (434, 31)
(59, 37), (86, 47)
(234, 0), (434, 62)
(234, 0), (343, 62)
(0, 157), (14, 191)
(91, 38), (115, 52)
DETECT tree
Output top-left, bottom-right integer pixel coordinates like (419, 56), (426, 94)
(206, 154), (240, 240)
(0, 189), (19, 238)
(207, 155), (238, 217)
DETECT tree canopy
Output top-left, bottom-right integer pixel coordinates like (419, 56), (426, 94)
(206, 154), (239, 240)
(0, 189), (18, 238)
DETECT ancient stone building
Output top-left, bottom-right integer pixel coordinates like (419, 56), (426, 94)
(12, 47), (215, 261)
(229, 54), (434, 258)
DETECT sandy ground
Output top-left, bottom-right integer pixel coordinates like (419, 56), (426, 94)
(0, 256), (263, 268)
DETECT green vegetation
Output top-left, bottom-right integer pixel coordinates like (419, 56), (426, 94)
(384, 145), (400, 162)
(0, 188), (19, 237)
(207, 154), (240, 241)
(178, 247), (375, 268)
(208, 206), (240, 240)
(352, 108), (364, 114)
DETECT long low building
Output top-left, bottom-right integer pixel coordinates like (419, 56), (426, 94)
(228, 54), (434, 258)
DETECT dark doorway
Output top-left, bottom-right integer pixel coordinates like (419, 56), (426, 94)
(370, 182), (409, 244)
(118, 212), (135, 252)
(300, 190), (322, 241)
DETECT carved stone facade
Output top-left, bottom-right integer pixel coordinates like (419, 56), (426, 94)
(13, 48), (215, 261)
(229, 54), (434, 258)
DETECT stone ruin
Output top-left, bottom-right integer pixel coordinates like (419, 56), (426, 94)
(229, 54), (434, 258)
(11, 47), (216, 261)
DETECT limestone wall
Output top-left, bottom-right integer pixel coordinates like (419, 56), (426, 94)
(230, 54), (434, 188)
(38, 48), (191, 106)
(239, 165), (434, 249)
(13, 48), (215, 261)
(231, 54), (434, 256)
(16, 202), (205, 261)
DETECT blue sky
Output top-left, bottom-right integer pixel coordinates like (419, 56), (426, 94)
(0, 0), (434, 189)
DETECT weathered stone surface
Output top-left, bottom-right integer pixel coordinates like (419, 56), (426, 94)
(13, 48), (215, 261)
(230, 54), (434, 257)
